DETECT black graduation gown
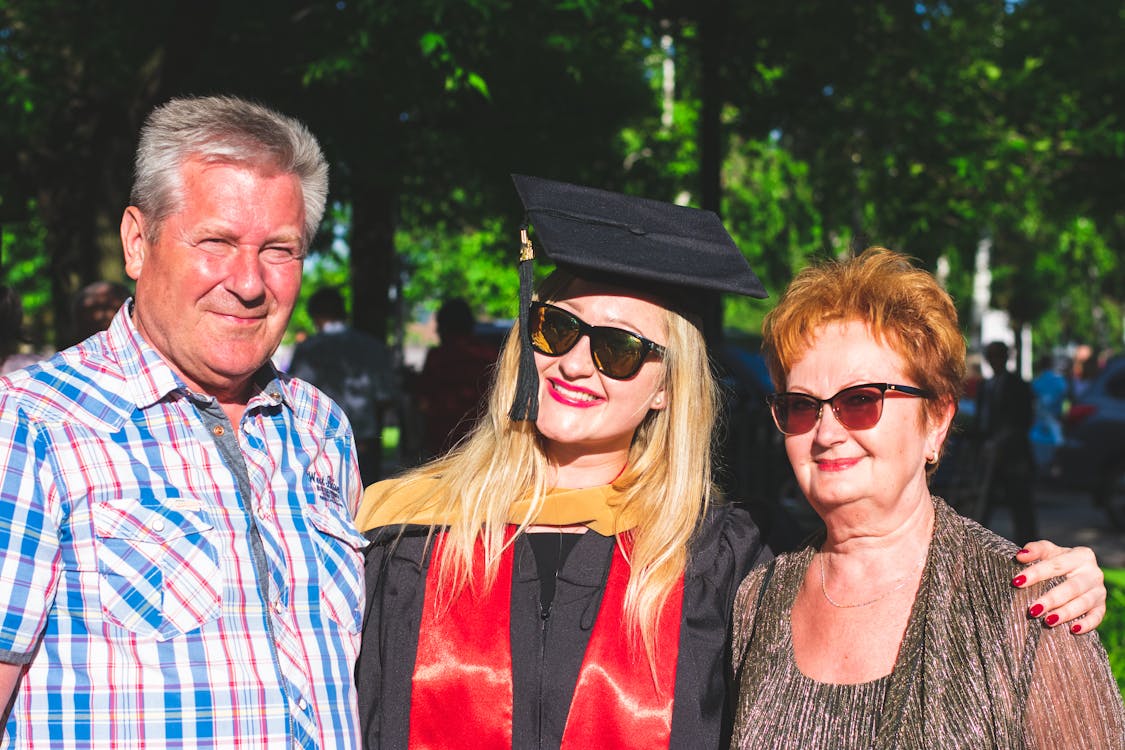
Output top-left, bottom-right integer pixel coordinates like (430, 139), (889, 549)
(356, 503), (770, 750)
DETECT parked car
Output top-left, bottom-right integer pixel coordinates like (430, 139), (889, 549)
(1050, 354), (1125, 528)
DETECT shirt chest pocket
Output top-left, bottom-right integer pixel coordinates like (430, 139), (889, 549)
(304, 499), (367, 634)
(92, 498), (223, 640)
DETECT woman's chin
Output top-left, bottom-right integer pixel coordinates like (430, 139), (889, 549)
(804, 487), (869, 517)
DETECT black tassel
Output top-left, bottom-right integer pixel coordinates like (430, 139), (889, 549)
(509, 226), (539, 421)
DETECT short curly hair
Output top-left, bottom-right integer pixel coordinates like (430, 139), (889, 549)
(761, 247), (966, 427)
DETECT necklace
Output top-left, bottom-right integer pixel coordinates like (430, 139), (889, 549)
(818, 551), (926, 609)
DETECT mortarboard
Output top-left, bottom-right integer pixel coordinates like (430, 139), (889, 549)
(509, 174), (768, 421)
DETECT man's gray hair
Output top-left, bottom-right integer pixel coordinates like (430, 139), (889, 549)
(130, 95), (329, 247)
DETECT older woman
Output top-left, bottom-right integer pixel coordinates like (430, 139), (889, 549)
(731, 248), (1124, 748)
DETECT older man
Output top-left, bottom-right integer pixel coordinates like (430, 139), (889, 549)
(0, 96), (365, 748)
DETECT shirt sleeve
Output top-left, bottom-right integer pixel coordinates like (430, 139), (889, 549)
(995, 572), (1125, 747)
(730, 556), (776, 681)
(0, 402), (62, 663)
(1024, 623), (1125, 747)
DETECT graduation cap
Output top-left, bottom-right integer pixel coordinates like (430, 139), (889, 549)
(508, 174), (768, 421)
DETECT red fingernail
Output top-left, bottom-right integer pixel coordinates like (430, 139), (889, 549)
(1012, 575), (1027, 588)
(1028, 603), (1044, 618)
(1017, 548), (1030, 555)
(1071, 623), (1083, 634)
(1045, 614), (1060, 627)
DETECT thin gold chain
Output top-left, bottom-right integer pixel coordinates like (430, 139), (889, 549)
(818, 552), (925, 609)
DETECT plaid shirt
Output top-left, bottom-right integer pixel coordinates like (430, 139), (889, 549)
(0, 307), (365, 749)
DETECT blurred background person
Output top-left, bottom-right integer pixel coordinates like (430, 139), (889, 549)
(1030, 352), (1068, 473)
(70, 280), (131, 343)
(977, 340), (1037, 540)
(288, 286), (398, 484)
(413, 297), (501, 460)
(1070, 343), (1099, 402)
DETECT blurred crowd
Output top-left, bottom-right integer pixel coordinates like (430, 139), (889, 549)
(279, 291), (502, 485)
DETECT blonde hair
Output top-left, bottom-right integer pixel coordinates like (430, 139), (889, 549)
(391, 269), (720, 660)
(762, 247), (966, 460)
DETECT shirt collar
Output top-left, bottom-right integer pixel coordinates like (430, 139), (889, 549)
(108, 300), (290, 412)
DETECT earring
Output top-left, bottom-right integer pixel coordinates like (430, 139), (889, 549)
(925, 452), (938, 465)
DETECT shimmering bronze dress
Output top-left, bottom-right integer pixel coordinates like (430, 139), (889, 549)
(730, 498), (1125, 749)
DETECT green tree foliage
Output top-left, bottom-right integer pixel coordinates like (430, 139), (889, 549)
(0, 0), (151, 345)
(0, 208), (50, 349)
(2, 0), (1124, 356)
(294, 0), (656, 336)
(0, 0), (656, 347)
(669, 0), (1125, 351)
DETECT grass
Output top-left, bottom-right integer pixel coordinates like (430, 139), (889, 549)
(1102, 569), (1125, 698)
(382, 425), (400, 452)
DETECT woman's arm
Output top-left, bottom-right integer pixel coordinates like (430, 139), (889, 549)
(1013, 542), (1106, 632)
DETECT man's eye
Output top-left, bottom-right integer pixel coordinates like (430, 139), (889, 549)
(196, 239), (230, 254)
(260, 247), (302, 265)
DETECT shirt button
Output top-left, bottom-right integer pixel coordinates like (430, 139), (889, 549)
(151, 519), (166, 532)
(297, 697), (308, 711)
(212, 425), (225, 437)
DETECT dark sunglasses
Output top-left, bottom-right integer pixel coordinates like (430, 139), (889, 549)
(767, 382), (931, 436)
(528, 301), (667, 380)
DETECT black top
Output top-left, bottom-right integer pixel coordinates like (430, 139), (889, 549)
(527, 532), (582, 616)
(356, 503), (770, 750)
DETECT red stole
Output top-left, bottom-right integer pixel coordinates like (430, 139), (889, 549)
(408, 528), (684, 749)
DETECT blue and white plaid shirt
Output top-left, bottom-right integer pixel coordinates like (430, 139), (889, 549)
(0, 306), (365, 749)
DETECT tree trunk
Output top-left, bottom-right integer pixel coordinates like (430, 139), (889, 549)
(349, 182), (396, 342)
(39, 181), (102, 347)
(698, 0), (730, 216)
(696, 0), (732, 347)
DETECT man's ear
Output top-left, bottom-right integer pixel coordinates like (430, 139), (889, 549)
(120, 207), (148, 281)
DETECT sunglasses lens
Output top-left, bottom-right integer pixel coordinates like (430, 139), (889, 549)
(771, 394), (820, 435)
(530, 304), (581, 356)
(590, 330), (647, 379)
(771, 384), (901, 435)
(833, 386), (884, 430)
(530, 303), (655, 380)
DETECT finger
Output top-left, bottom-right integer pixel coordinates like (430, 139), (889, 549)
(1013, 545), (1100, 588)
(1068, 605), (1106, 634)
(1038, 598), (1107, 632)
(1030, 571), (1098, 620)
(1015, 540), (1060, 564)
